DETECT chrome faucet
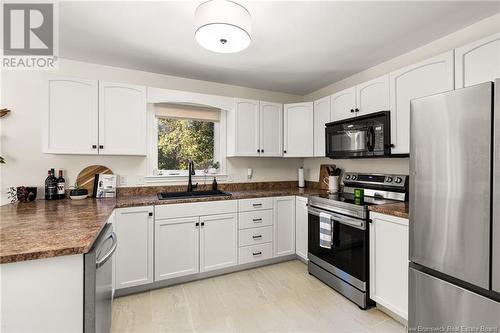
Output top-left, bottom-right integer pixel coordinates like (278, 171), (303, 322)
(187, 160), (198, 192)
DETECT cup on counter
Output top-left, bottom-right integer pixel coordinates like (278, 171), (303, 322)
(16, 186), (37, 202)
(323, 176), (339, 193)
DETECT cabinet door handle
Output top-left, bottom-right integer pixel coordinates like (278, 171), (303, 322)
(252, 235), (262, 239)
(261, 149), (264, 153)
(148, 212), (153, 217)
(350, 109), (355, 113)
(283, 150), (287, 154)
(257, 149), (260, 153)
(196, 222), (199, 227)
(252, 203), (262, 207)
(201, 222), (205, 226)
(252, 251), (262, 256)
(92, 145), (97, 149)
(99, 145), (104, 149)
(355, 108), (359, 113)
(252, 218), (263, 222)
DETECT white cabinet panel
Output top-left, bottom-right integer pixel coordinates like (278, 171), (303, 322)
(313, 96), (331, 157)
(389, 51), (454, 154)
(283, 102), (314, 157)
(239, 226), (273, 247)
(231, 99), (260, 156)
(99, 82), (147, 155)
(331, 86), (356, 121)
(369, 212), (409, 320)
(200, 214), (238, 272)
(295, 196), (308, 261)
(45, 76), (98, 154)
(455, 33), (500, 88)
(238, 197), (273, 212)
(273, 196), (296, 257)
(239, 243), (273, 264)
(356, 75), (390, 116)
(155, 217), (199, 281)
(114, 206), (153, 289)
(260, 101), (283, 157)
(238, 209), (273, 229)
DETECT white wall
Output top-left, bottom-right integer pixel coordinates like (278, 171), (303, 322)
(302, 13), (500, 181)
(0, 59), (303, 204)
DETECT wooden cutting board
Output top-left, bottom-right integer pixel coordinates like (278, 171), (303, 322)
(319, 164), (336, 191)
(76, 165), (113, 196)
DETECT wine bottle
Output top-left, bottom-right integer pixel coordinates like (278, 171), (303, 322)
(45, 169), (57, 200)
(57, 170), (66, 199)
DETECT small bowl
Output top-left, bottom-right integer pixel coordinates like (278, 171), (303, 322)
(69, 188), (88, 200)
(70, 194), (88, 200)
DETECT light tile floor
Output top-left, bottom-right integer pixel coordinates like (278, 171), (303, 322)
(111, 260), (406, 333)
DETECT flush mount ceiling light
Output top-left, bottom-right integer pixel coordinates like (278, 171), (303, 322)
(195, 0), (252, 53)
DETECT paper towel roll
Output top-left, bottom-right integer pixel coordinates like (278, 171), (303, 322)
(298, 167), (305, 188)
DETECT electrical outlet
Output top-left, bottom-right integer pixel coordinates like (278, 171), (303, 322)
(119, 175), (127, 186)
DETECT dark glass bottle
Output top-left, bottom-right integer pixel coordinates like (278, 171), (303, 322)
(45, 169), (58, 200)
(57, 170), (66, 199)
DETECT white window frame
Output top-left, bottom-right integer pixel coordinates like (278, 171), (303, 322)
(146, 104), (228, 184)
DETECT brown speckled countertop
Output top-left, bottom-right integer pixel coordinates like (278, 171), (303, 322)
(368, 202), (409, 219)
(1, 185), (323, 264)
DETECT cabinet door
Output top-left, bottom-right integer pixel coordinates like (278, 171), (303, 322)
(98, 82), (147, 155)
(313, 96), (331, 157)
(45, 76), (98, 154)
(355, 75), (390, 116)
(295, 196), (308, 261)
(389, 51), (454, 154)
(233, 99), (260, 156)
(259, 101), (283, 157)
(273, 196), (296, 257)
(330, 86), (356, 121)
(369, 213), (409, 320)
(114, 206), (153, 289)
(455, 33), (500, 88)
(155, 217), (199, 281)
(200, 213), (238, 272)
(283, 102), (314, 157)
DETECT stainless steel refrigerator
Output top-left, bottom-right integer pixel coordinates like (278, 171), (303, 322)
(409, 80), (500, 329)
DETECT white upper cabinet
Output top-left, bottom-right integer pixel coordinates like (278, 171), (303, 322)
(283, 102), (314, 157)
(199, 213), (238, 272)
(355, 75), (390, 116)
(330, 86), (356, 121)
(259, 102), (283, 157)
(98, 82), (147, 155)
(313, 96), (331, 157)
(455, 33), (500, 89)
(389, 51), (454, 154)
(45, 76), (98, 154)
(229, 99), (260, 156)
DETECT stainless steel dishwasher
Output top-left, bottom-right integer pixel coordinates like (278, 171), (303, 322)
(84, 223), (117, 333)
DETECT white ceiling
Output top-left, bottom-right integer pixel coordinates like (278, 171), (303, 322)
(60, 1), (500, 95)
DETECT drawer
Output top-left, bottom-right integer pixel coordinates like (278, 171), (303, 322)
(239, 226), (273, 247)
(238, 210), (273, 229)
(238, 197), (273, 212)
(239, 243), (273, 264)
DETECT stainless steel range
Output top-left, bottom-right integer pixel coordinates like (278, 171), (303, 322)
(307, 172), (408, 309)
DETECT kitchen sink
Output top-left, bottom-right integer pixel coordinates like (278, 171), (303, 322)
(157, 190), (232, 200)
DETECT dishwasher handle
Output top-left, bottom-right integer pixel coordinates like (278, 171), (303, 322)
(96, 232), (117, 268)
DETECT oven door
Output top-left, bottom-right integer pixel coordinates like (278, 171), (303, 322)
(325, 111), (391, 158)
(308, 205), (368, 289)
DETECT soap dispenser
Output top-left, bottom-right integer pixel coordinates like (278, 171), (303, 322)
(212, 177), (218, 190)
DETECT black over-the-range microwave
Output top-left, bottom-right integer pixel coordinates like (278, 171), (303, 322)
(325, 111), (392, 159)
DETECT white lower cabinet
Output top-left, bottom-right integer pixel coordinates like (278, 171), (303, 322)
(273, 196), (296, 257)
(369, 212), (409, 320)
(295, 196), (308, 261)
(114, 206), (154, 289)
(200, 214), (238, 272)
(155, 217), (200, 281)
(239, 243), (274, 264)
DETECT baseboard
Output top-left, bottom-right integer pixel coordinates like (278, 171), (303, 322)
(114, 254), (297, 297)
(375, 303), (408, 326)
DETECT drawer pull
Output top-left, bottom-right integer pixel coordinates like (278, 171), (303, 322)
(252, 235), (262, 239)
(252, 218), (263, 222)
(252, 251), (262, 256)
(252, 203), (262, 207)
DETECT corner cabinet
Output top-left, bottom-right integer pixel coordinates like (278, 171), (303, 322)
(227, 99), (282, 157)
(389, 51), (454, 154)
(455, 33), (500, 89)
(44, 77), (147, 155)
(273, 196), (296, 257)
(369, 212), (409, 320)
(283, 102), (314, 157)
(295, 196), (308, 261)
(313, 96), (331, 157)
(114, 206), (154, 290)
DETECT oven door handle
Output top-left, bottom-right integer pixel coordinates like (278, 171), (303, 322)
(308, 206), (366, 230)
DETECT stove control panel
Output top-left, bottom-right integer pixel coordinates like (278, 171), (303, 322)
(342, 173), (408, 188)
